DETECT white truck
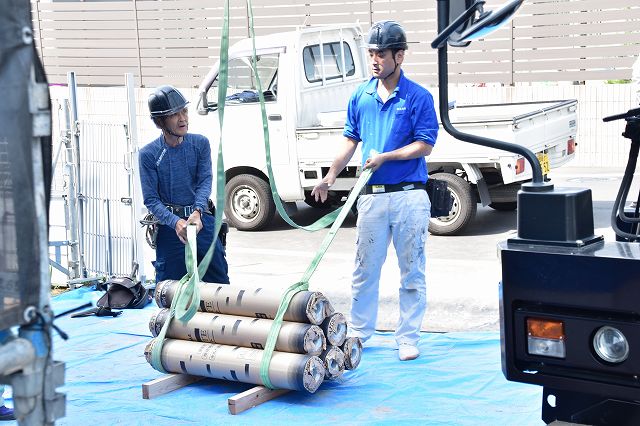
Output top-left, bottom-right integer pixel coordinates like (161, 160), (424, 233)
(192, 24), (577, 235)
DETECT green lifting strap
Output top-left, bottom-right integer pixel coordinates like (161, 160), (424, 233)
(196, 0), (230, 280)
(152, 0), (370, 385)
(242, 0), (373, 389)
(245, 1), (349, 232)
(258, 167), (372, 388)
(150, 225), (201, 372)
(149, 0), (231, 373)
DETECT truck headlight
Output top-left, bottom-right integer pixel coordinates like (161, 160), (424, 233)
(593, 326), (629, 364)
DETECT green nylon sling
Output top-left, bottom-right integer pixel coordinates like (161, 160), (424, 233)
(149, 0), (231, 372)
(151, 0), (373, 383)
(242, 0), (373, 388)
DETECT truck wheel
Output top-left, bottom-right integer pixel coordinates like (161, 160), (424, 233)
(224, 174), (276, 231)
(489, 201), (517, 211)
(428, 172), (476, 236)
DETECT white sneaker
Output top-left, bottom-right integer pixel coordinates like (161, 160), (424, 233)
(398, 343), (419, 361)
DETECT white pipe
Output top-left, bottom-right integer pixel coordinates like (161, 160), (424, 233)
(0, 338), (35, 377)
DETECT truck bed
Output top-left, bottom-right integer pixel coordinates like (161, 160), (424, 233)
(297, 99), (577, 172)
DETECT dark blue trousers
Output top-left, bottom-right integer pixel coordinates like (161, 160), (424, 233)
(153, 213), (229, 284)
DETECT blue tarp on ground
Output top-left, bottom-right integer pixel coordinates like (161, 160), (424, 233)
(8, 290), (544, 425)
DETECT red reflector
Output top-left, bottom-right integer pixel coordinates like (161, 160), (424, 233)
(515, 157), (525, 175)
(567, 138), (576, 155)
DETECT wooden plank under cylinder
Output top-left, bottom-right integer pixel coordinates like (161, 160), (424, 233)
(154, 280), (333, 325)
(149, 309), (326, 355)
(145, 338), (326, 393)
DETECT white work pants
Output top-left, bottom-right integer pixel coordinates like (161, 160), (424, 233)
(350, 189), (430, 346)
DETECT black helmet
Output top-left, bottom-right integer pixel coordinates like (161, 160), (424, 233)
(366, 20), (408, 51)
(148, 85), (189, 118)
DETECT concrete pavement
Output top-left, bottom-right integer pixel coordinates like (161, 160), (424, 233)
(48, 166), (635, 333)
(224, 167), (635, 333)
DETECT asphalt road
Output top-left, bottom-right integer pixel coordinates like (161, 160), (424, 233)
(225, 167), (638, 333)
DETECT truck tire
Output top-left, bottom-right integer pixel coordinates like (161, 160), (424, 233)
(489, 201), (517, 211)
(428, 172), (476, 236)
(488, 182), (520, 203)
(224, 174), (276, 231)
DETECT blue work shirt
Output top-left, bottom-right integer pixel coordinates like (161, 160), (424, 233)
(139, 133), (212, 230)
(344, 70), (438, 184)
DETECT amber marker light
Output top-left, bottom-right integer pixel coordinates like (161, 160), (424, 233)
(527, 317), (566, 358)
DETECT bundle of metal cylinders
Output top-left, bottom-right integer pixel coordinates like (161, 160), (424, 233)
(146, 280), (364, 393)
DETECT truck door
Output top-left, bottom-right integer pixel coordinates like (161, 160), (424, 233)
(203, 52), (287, 172)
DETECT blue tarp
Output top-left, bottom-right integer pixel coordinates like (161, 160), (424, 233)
(7, 290), (544, 425)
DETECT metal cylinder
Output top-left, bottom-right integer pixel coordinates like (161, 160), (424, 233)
(320, 346), (345, 380)
(341, 337), (363, 370)
(145, 338), (325, 393)
(0, 337), (35, 376)
(155, 280), (333, 325)
(320, 312), (347, 347)
(149, 309), (325, 355)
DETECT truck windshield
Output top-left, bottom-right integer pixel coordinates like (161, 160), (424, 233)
(208, 54), (279, 104)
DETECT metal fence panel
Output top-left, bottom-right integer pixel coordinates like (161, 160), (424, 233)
(78, 121), (136, 277)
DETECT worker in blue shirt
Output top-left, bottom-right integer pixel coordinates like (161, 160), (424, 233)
(139, 85), (229, 284)
(312, 21), (438, 361)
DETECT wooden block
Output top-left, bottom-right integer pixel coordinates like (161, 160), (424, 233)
(228, 386), (290, 414)
(142, 373), (204, 399)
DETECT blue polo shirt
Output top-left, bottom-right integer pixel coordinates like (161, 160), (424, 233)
(344, 70), (438, 185)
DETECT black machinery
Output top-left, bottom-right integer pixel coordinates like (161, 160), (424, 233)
(500, 107), (640, 425)
(435, 1), (640, 424)
(0, 1), (67, 424)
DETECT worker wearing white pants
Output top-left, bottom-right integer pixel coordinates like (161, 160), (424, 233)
(312, 21), (438, 361)
(351, 189), (430, 346)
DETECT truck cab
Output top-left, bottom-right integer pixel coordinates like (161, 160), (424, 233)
(193, 25), (368, 230)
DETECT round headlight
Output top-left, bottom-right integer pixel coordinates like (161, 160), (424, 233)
(593, 326), (629, 363)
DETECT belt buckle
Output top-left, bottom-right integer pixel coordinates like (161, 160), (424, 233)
(402, 183), (415, 191)
(371, 185), (385, 194)
(184, 206), (193, 217)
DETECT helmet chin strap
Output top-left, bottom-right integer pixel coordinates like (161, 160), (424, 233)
(377, 58), (399, 82)
(159, 118), (184, 143)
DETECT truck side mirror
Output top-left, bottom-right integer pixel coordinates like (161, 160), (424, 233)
(433, 0), (522, 49)
(197, 91), (218, 115)
(457, 0), (523, 42)
(448, 0), (478, 47)
(198, 92), (209, 115)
